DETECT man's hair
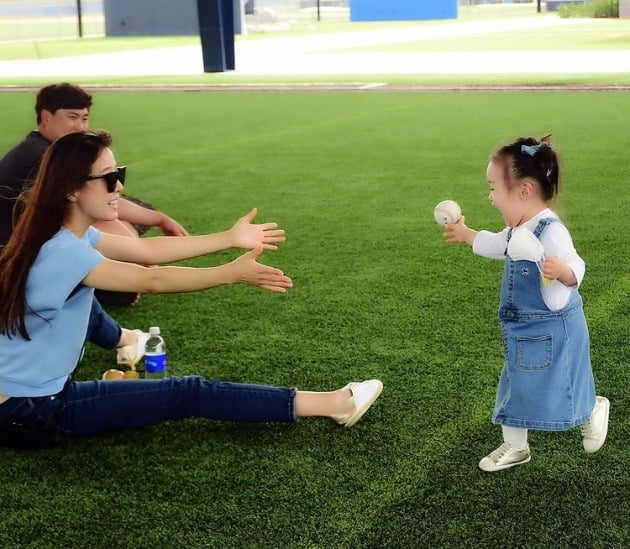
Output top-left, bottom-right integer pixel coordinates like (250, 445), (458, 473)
(35, 83), (93, 124)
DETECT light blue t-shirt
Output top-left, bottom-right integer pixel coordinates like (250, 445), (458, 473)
(0, 227), (105, 396)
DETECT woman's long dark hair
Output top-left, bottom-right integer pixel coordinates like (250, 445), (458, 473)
(0, 130), (111, 340)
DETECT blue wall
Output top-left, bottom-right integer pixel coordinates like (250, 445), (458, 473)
(350, 0), (457, 22)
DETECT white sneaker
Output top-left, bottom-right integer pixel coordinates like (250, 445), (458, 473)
(116, 329), (150, 368)
(479, 442), (531, 472)
(332, 379), (383, 428)
(581, 396), (610, 454)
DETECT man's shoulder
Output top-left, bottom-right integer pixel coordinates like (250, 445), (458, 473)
(0, 131), (49, 185)
(23, 130), (49, 147)
(1, 131), (49, 162)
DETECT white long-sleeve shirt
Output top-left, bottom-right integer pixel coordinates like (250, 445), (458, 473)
(472, 209), (585, 311)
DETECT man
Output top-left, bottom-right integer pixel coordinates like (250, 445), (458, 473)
(0, 83), (187, 245)
(0, 83), (189, 365)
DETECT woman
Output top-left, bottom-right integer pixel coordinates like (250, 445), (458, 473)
(0, 130), (383, 449)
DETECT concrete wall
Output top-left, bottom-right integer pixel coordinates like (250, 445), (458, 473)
(104, 0), (199, 36)
(620, 0), (630, 18)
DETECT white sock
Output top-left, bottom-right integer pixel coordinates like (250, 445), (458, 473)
(502, 426), (528, 449)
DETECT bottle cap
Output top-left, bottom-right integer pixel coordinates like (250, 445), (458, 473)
(149, 326), (160, 335)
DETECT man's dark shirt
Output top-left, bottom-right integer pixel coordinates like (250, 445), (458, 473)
(0, 131), (50, 245)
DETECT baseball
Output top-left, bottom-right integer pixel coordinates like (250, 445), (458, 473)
(433, 200), (462, 226)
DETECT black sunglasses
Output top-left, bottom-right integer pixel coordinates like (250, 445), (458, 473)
(85, 166), (126, 193)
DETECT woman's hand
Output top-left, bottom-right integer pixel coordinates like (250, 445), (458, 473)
(228, 246), (293, 293)
(228, 208), (286, 250)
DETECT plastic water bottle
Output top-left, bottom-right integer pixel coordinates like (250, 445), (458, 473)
(144, 326), (168, 379)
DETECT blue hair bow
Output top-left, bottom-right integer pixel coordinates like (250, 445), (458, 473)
(521, 144), (540, 157)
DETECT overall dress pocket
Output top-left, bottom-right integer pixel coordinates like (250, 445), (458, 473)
(516, 334), (553, 371)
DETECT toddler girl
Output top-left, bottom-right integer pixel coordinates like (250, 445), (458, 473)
(444, 136), (609, 471)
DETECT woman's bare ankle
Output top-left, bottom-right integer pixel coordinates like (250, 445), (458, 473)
(330, 389), (354, 418)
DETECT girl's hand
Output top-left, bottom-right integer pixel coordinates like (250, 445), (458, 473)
(228, 246), (293, 293)
(541, 255), (577, 286)
(444, 216), (476, 246)
(228, 208), (286, 250)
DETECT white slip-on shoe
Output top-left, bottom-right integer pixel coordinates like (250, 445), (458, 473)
(478, 442), (531, 472)
(581, 396), (610, 454)
(332, 379), (383, 428)
(116, 329), (150, 368)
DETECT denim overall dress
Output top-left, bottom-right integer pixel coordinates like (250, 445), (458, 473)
(492, 218), (596, 431)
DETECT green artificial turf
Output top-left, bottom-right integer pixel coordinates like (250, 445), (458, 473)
(0, 90), (628, 547)
(4, 72), (630, 87)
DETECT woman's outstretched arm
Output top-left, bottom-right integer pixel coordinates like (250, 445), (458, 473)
(82, 246), (293, 294)
(95, 208), (285, 265)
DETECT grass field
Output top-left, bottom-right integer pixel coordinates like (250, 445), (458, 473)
(3, 18), (629, 60)
(2, 14), (630, 87)
(350, 19), (630, 52)
(0, 90), (628, 547)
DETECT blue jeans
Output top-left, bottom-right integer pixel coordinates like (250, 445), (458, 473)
(0, 376), (297, 439)
(86, 297), (121, 350)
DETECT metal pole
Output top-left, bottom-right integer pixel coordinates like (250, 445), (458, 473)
(317, 0), (321, 22)
(537, 0), (541, 13)
(76, 0), (83, 37)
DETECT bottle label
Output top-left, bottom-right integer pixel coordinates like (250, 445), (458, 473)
(145, 353), (167, 373)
